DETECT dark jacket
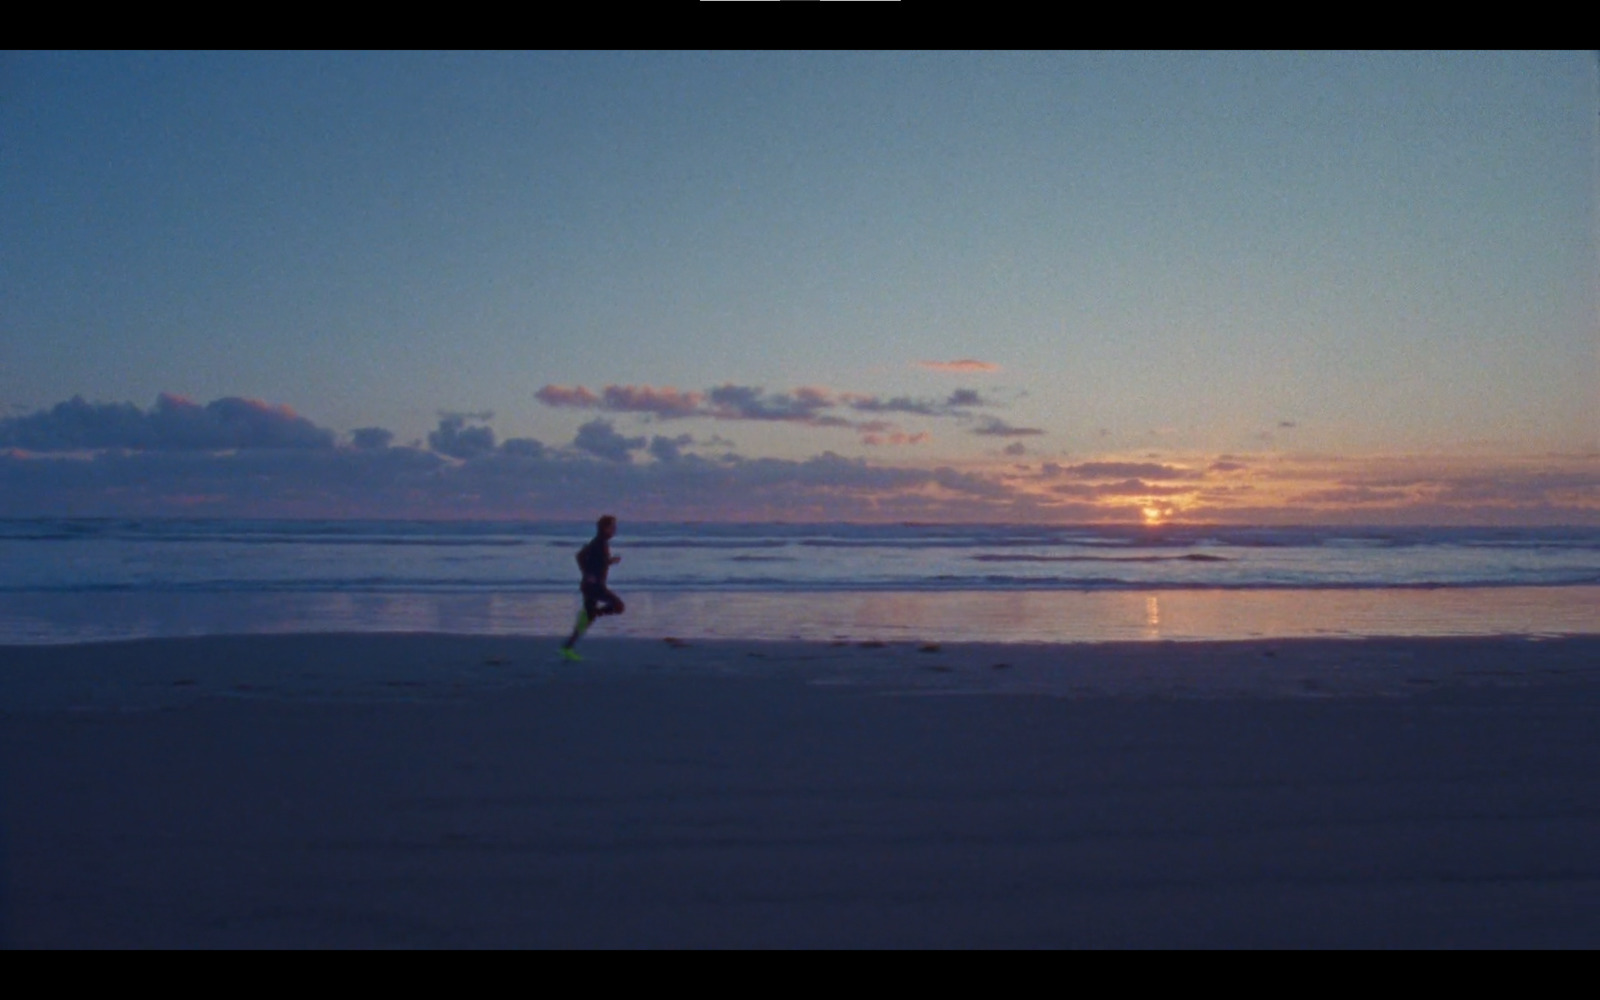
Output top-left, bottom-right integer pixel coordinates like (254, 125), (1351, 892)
(577, 535), (611, 586)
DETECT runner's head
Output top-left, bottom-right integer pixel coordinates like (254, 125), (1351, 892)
(597, 514), (617, 538)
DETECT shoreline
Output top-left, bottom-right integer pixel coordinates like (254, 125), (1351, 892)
(3, 584), (1597, 646)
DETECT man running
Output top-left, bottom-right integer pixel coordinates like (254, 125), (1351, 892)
(560, 515), (624, 661)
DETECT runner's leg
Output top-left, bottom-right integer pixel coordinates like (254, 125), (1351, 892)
(596, 587), (625, 617)
(563, 588), (601, 649)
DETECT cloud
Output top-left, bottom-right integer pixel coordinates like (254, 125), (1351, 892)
(539, 382), (845, 425)
(0, 444), (448, 518)
(1429, 469), (1600, 506)
(1179, 452), (1600, 524)
(705, 384), (842, 424)
(931, 465), (1012, 497)
(599, 385), (704, 418)
(0, 394), (337, 451)
(5, 408), (1597, 525)
(1057, 462), (1188, 480)
(9, 392), (1591, 525)
(1052, 479), (1193, 499)
(0, 442), (1124, 521)
(350, 427), (394, 450)
(945, 389), (987, 408)
(573, 419), (646, 463)
(534, 385), (600, 408)
(843, 394), (944, 417)
(970, 417), (1045, 437)
(861, 432), (931, 447)
(499, 437), (548, 459)
(648, 434), (695, 462)
(844, 389), (992, 417)
(1293, 486), (1410, 505)
(1003, 442), (1028, 456)
(535, 382), (1005, 438)
(428, 414), (496, 459)
(917, 360), (1000, 373)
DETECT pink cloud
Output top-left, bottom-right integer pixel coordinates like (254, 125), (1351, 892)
(600, 385), (703, 417)
(862, 431), (931, 447)
(534, 385), (600, 408)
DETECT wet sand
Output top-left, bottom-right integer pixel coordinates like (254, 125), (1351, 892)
(4, 633), (1598, 947)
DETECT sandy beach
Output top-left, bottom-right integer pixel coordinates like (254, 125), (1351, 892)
(4, 632), (1599, 948)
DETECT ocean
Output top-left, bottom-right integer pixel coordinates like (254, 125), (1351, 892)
(1, 519), (1596, 644)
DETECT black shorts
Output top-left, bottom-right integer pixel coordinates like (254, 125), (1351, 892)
(581, 582), (624, 620)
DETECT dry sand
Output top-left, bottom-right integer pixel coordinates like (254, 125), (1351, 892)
(4, 633), (1598, 948)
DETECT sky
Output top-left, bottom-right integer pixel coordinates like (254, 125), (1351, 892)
(2, 51), (1597, 523)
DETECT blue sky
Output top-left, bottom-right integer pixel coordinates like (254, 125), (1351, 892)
(2, 52), (1596, 522)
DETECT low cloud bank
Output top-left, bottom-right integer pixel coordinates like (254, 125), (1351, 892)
(2, 395), (1595, 524)
(0, 394), (336, 451)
